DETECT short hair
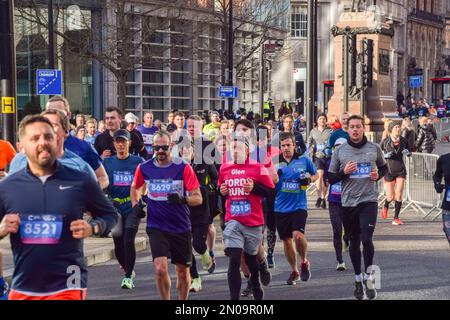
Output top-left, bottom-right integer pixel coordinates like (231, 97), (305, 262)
(105, 106), (123, 118)
(18, 115), (54, 140)
(144, 111), (153, 116)
(47, 96), (70, 112)
(347, 114), (365, 126)
(188, 115), (202, 122)
(76, 114), (85, 119)
(75, 125), (86, 135)
(86, 118), (97, 126)
(153, 130), (172, 143)
(316, 112), (327, 122)
(279, 131), (295, 145)
(256, 125), (270, 141)
(282, 114), (294, 122)
(220, 120), (229, 126)
(174, 111), (185, 118)
(41, 109), (71, 133)
(233, 119), (254, 131)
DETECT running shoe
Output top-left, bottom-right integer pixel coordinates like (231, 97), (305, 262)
(392, 218), (404, 226)
(354, 281), (365, 300)
(241, 280), (253, 297)
(189, 277), (202, 293)
(121, 277), (135, 290)
(201, 251), (211, 270)
(252, 284), (264, 300)
(300, 260), (311, 281)
(321, 198), (327, 209)
(381, 207), (388, 220)
(259, 260), (272, 286)
(267, 254), (275, 269)
(0, 279), (8, 300)
(364, 278), (377, 300)
(336, 262), (347, 271)
(286, 271), (300, 285)
(208, 257), (216, 274)
(315, 198), (322, 208)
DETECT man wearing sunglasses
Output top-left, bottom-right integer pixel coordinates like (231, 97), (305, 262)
(130, 131), (202, 300)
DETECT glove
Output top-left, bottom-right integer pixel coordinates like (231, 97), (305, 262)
(133, 202), (146, 219)
(384, 151), (394, 159)
(299, 177), (311, 187)
(402, 149), (412, 157)
(435, 184), (445, 194)
(167, 193), (188, 205)
(324, 148), (332, 158)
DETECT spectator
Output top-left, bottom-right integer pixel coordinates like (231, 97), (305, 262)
(396, 91), (405, 110)
(416, 116), (437, 153)
(278, 100), (292, 119)
(428, 104), (437, 117)
(436, 99), (447, 119)
(401, 117), (416, 152)
(75, 125), (87, 141)
(381, 119), (393, 141)
(85, 119), (99, 145)
(98, 120), (106, 133)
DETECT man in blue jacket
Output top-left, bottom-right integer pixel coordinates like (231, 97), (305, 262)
(0, 115), (118, 300)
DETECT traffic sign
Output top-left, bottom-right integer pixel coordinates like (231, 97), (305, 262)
(36, 69), (63, 95)
(1, 97), (15, 113)
(409, 75), (423, 88)
(219, 86), (238, 98)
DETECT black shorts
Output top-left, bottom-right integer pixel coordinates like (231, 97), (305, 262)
(275, 210), (308, 240)
(384, 174), (406, 182)
(313, 157), (328, 170)
(146, 227), (192, 266)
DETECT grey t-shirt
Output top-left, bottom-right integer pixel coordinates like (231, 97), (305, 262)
(329, 141), (386, 207)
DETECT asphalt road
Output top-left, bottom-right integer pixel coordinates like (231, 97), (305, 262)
(87, 204), (450, 301)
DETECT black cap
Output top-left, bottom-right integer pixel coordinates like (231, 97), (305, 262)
(113, 129), (130, 141)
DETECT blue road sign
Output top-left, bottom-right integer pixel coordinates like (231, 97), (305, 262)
(37, 69), (63, 95)
(219, 86), (238, 98)
(409, 75), (423, 88)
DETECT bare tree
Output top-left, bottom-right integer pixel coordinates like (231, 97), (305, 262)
(16, 0), (193, 112)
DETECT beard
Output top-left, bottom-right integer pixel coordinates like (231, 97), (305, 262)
(33, 146), (56, 168)
(156, 152), (167, 162)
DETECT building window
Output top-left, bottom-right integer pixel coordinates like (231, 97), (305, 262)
(291, 6), (307, 38)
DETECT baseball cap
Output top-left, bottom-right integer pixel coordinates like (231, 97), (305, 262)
(113, 129), (131, 141)
(124, 112), (138, 123)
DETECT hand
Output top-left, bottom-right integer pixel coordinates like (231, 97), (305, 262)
(219, 182), (229, 196)
(167, 193), (187, 205)
(370, 168), (379, 181)
(70, 219), (93, 239)
(243, 179), (254, 193)
(343, 161), (358, 175)
(435, 184), (445, 193)
(384, 151), (394, 159)
(133, 203), (146, 218)
(0, 214), (21, 238)
(299, 177), (311, 186)
(101, 150), (112, 159)
(402, 149), (412, 157)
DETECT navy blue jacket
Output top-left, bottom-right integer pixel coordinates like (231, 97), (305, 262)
(0, 162), (118, 295)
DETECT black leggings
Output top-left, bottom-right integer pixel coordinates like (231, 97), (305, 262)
(226, 248), (261, 300)
(342, 202), (378, 276)
(328, 202), (347, 264)
(264, 196), (277, 256)
(113, 218), (138, 278)
(190, 223), (209, 279)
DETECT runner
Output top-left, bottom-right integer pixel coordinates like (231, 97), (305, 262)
(328, 115), (388, 300)
(325, 112), (350, 157)
(307, 113), (332, 209)
(274, 132), (318, 285)
(46, 96), (109, 189)
(219, 137), (275, 300)
(281, 115), (306, 155)
(178, 140), (218, 292)
(203, 111), (221, 141)
(0, 115), (118, 300)
(433, 152), (450, 245)
(94, 107), (147, 160)
(137, 111), (159, 158)
(130, 130), (202, 300)
(326, 137), (349, 271)
(380, 121), (411, 225)
(103, 129), (144, 289)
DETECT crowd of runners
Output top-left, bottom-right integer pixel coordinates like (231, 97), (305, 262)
(0, 95), (449, 301)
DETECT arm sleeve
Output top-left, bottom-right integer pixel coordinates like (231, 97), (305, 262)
(306, 130), (314, 149)
(415, 129), (424, 148)
(85, 175), (118, 237)
(252, 182), (275, 198)
(133, 164), (145, 189)
(375, 146), (388, 180)
(94, 136), (103, 155)
(84, 144), (102, 171)
(183, 164), (200, 192)
(433, 157), (443, 187)
(208, 164), (219, 186)
(307, 157), (317, 176)
(256, 165), (275, 189)
(326, 150), (347, 184)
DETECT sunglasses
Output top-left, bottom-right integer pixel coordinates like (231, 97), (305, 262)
(154, 145), (170, 151)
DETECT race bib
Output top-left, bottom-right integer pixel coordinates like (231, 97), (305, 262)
(148, 179), (183, 201)
(446, 188), (450, 202)
(330, 182), (342, 195)
(230, 200), (251, 216)
(113, 171), (134, 186)
(145, 145), (153, 154)
(20, 214), (63, 245)
(281, 179), (300, 193)
(316, 143), (325, 152)
(350, 163), (372, 179)
(142, 134), (154, 145)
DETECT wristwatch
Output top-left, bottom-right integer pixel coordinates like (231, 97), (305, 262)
(89, 220), (101, 237)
